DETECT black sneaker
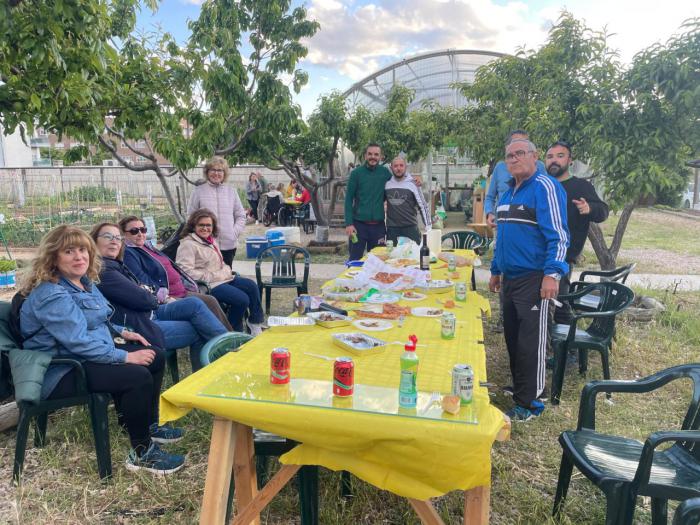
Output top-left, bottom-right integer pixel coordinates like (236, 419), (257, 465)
(126, 443), (185, 475)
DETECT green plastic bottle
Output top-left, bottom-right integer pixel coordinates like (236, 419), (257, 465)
(399, 335), (419, 408)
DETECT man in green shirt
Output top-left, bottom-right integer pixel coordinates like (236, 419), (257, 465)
(344, 143), (394, 260)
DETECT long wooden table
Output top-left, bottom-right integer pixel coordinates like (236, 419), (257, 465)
(160, 252), (509, 524)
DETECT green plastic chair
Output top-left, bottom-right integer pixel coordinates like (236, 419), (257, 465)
(550, 281), (634, 405)
(441, 231), (484, 290)
(573, 263), (637, 311)
(674, 498), (700, 525)
(0, 302), (112, 481)
(553, 364), (700, 525)
(199, 332), (319, 525)
(255, 245), (310, 315)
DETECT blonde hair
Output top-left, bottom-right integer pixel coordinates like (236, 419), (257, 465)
(20, 225), (101, 295)
(203, 156), (229, 182)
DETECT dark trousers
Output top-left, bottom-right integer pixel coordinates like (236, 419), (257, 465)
(211, 275), (264, 331)
(48, 346), (166, 451)
(248, 199), (259, 220)
(553, 264), (574, 324)
(221, 249), (236, 267)
(502, 272), (549, 408)
(386, 225), (421, 245)
(349, 221), (386, 261)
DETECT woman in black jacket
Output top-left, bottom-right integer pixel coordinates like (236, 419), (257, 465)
(91, 223), (229, 372)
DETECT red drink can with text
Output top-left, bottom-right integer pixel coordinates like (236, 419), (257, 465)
(333, 357), (354, 396)
(270, 348), (290, 384)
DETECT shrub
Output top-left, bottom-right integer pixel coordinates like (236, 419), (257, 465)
(63, 186), (117, 202)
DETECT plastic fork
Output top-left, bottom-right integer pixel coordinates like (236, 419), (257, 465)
(420, 391), (441, 415)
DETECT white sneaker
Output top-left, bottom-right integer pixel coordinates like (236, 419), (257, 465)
(255, 220), (259, 225)
(248, 323), (263, 336)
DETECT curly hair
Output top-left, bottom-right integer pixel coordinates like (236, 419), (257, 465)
(203, 156), (229, 182)
(89, 222), (125, 260)
(182, 208), (219, 238)
(20, 225), (101, 295)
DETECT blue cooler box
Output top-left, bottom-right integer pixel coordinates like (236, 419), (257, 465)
(265, 230), (285, 247)
(246, 236), (269, 259)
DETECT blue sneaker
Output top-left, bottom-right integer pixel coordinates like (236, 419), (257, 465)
(149, 423), (184, 444)
(506, 400), (545, 422)
(126, 443), (185, 475)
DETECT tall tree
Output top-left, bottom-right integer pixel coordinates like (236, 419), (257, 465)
(454, 12), (698, 269)
(1, 0), (318, 221)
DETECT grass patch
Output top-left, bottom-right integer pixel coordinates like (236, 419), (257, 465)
(2, 283), (699, 523)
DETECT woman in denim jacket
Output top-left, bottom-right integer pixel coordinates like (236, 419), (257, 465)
(19, 225), (185, 475)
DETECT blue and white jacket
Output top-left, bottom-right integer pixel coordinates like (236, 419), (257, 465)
(491, 173), (570, 279)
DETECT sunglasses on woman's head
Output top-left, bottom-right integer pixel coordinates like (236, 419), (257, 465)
(126, 227), (147, 235)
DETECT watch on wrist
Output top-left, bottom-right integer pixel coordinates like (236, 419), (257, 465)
(546, 273), (562, 281)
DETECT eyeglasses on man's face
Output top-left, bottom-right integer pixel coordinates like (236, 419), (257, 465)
(126, 227), (147, 235)
(505, 150), (531, 162)
(98, 233), (123, 242)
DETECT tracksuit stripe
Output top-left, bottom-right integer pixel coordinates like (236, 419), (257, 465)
(537, 299), (548, 396)
(537, 175), (568, 263)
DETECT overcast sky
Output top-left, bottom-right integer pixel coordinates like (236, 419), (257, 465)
(138, 0), (700, 116)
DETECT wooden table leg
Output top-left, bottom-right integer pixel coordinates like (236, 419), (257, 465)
(231, 465), (300, 525)
(464, 485), (490, 524)
(408, 499), (446, 525)
(232, 423), (260, 525)
(200, 418), (236, 525)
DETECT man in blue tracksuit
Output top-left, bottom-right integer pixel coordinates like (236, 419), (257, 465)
(489, 139), (569, 421)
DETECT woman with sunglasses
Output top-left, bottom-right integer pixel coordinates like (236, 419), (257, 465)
(91, 223), (229, 372)
(19, 225), (185, 474)
(119, 216), (233, 332)
(176, 209), (264, 335)
(186, 156), (247, 265)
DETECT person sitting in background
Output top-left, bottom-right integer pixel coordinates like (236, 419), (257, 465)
(119, 215), (233, 331)
(176, 209), (265, 335)
(186, 156), (247, 264)
(91, 223), (229, 372)
(294, 181), (311, 205)
(285, 181), (296, 198)
(19, 225), (185, 474)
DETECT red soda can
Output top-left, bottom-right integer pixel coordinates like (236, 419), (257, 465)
(333, 357), (354, 396)
(270, 348), (290, 384)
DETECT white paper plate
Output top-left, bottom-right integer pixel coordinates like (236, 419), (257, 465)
(401, 291), (427, 301)
(365, 292), (401, 304)
(352, 319), (394, 331)
(411, 307), (445, 318)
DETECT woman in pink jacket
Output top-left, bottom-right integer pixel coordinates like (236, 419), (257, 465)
(176, 209), (264, 335)
(187, 156), (247, 265)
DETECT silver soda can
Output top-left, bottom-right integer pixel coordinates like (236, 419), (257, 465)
(447, 254), (456, 272)
(455, 282), (467, 302)
(452, 364), (474, 404)
(441, 312), (456, 340)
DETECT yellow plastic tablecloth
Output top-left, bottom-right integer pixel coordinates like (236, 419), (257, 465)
(160, 253), (504, 500)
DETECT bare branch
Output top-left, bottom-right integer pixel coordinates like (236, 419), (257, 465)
(215, 126), (256, 156)
(105, 124), (157, 162)
(98, 135), (158, 172)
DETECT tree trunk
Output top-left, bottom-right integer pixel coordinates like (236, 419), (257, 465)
(155, 172), (185, 222)
(587, 204), (635, 270)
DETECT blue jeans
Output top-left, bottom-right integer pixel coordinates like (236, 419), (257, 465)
(211, 275), (264, 331)
(154, 296), (228, 370)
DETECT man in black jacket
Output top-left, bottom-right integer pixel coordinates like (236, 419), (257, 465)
(545, 141), (609, 323)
